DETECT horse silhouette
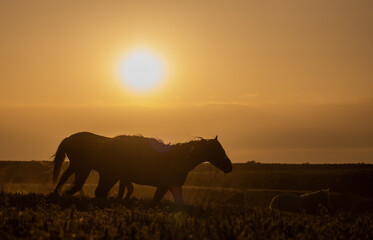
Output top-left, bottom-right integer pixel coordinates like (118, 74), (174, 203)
(52, 132), (134, 199)
(270, 190), (332, 214)
(52, 132), (232, 203)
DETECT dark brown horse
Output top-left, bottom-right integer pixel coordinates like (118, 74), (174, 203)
(52, 132), (232, 203)
(52, 132), (133, 198)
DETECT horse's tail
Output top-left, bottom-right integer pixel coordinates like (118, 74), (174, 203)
(52, 137), (69, 183)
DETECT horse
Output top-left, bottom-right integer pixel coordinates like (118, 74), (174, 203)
(52, 132), (232, 204)
(269, 189), (332, 215)
(52, 132), (134, 199)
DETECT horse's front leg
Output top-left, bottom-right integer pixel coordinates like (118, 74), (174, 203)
(169, 185), (183, 205)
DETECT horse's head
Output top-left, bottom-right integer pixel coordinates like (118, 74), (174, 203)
(191, 136), (232, 173)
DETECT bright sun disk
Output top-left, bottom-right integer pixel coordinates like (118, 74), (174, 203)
(118, 50), (165, 93)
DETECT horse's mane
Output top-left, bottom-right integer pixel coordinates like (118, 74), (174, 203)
(112, 134), (208, 148)
(114, 134), (166, 144)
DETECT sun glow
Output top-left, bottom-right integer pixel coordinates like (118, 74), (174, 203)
(118, 49), (165, 93)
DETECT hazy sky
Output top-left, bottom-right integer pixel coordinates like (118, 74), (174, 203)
(0, 0), (372, 163)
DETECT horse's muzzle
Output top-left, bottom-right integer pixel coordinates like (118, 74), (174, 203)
(223, 163), (232, 173)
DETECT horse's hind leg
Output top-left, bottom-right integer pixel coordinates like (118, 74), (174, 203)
(95, 173), (118, 198)
(52, 165), (74, 195)
(153, 186), (168, 202)
(64, 169), (90, 196)
(117, 181), (125, 199)
(118, 181), (134, 200)
(76, 171), (89, 196)
(125, 183), (134, 200)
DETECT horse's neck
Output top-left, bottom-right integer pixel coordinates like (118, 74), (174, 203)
(184, 156), (203, 172)
(171, 143), (203, 172)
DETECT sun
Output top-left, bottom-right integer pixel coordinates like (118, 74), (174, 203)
(118, 49), (165, 93)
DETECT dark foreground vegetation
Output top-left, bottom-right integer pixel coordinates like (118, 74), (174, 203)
(1, 161), (373, 239)
(0, 192), (372, 240)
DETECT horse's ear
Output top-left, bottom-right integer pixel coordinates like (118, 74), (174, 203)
(214, 135), (218, 140)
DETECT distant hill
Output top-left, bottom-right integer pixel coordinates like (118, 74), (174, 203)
(0, 161), (372, 198)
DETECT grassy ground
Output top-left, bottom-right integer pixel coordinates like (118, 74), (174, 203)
(2, 183), (371, 212)
(0, 192), (372, 240)
(1, 162), (373, 239)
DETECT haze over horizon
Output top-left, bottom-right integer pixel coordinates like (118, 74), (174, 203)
(1, 0), (372, 163)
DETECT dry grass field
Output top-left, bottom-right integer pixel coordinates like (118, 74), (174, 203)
(1, 161), (373, 239)
(0, 191), (372, 240)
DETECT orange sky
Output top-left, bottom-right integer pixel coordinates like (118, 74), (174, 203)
(0, 0), (372, 163)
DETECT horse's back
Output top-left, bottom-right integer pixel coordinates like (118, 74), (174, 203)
(270, 193), (303, 213)
(63, 132), (111, 166)
(100, 137), (171, 167)
(68, 132), (109, 142)
(66, 132), (110, 149)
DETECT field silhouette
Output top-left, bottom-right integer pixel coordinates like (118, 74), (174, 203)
(0, 192), (371, 239)
(0, 161), (373, 239)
